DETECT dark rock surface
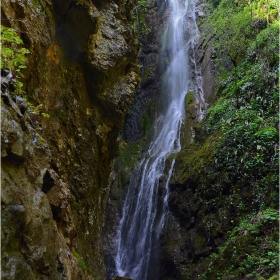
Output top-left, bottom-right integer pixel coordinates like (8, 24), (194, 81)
(112, 276), (133, 280)
(121, 0), (167, 142)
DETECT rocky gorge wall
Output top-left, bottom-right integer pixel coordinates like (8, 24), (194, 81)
(1, 0), (140, 279)
(121, 0), (165, 142)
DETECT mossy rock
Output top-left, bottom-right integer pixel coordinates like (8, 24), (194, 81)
(173, 133), (218, 185)
(193, 233), (206, 250)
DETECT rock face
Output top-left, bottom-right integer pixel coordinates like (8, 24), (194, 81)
(121, 0), (167, 142)
(1, 0), (139, 279)
(197, 36), (217, 105)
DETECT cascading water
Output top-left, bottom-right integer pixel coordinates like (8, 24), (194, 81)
(114, 0), (205, 279)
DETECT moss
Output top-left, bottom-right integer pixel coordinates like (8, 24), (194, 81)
(53, 108), (69, 124)
(143, 67), (152, 82)
(180, 92), (199, 144)
(194, 234), (206, 249)
(118, 138), (143, 169)
(185, 91), (195, 107)
(72, 249), (87, 272)
(31, 0), (41, 9)
(39, 55), (47, 77)
(139, 112), (152, 137)
(174, 133), (218, 184)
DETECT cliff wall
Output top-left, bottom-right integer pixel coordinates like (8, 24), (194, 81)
(1, 1), (140, 279)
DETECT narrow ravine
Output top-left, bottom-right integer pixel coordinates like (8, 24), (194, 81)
(114, 1), (205, 279)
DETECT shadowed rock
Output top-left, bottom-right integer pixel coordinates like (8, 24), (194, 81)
(113, 276), (133, 280)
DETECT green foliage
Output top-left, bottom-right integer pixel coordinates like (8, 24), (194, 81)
(139, 100), (153, 135)
(1, 25), (51, 119)
(202, 1), (279, 209)
(206, 208), (279, 279)
(25, 101), (50, 119)
(210, 0), (221, 8)
(207, 98), (231, 129)
(1, 25), (30, 95)
(269, 275), (280, 280)
(205, 0), (252, 66)
(252, 0), (279, 22)
(230, 208), (278, 237)
(41, 112), (51, 118)
(26, 102), (43, 116)
(118, 137), (144, 171)
(129, 0), (151, 37)
(31, 0), (41, 9)
(71, 249), (95, 277)
(137, 0), (151, 36)
(204, 0), (279, 67)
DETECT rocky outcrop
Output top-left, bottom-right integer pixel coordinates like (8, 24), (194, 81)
(1, 0), (139, 279)
(197, 36), (217, 104)
(1, 92), (83, 280)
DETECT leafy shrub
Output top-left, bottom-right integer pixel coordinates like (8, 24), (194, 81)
(1, 25), (30, 95)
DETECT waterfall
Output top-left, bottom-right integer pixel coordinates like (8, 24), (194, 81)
(114, 0), (204, 279)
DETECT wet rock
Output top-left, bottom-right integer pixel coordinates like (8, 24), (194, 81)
(1, 71), (15, 93)
(197, 37), (217, 104)
(1, 92), (11, 106)
(15, 96), (28, 115)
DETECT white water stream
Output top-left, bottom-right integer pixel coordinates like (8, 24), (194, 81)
(114, 1), (205, 279)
